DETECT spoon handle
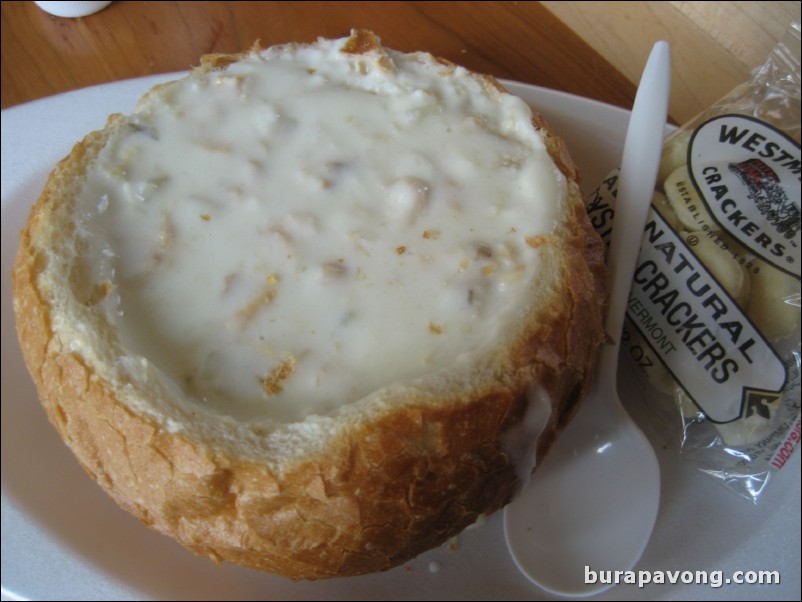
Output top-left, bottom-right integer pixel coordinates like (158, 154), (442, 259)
(601, 41), (671, 380)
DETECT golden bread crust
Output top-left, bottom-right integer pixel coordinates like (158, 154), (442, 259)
(12, 31), (606, 579)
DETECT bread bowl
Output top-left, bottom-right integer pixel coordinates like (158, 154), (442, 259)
(12, 30), (607, 579)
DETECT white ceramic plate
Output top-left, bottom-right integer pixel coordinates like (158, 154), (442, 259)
(2, 77), (799, 601)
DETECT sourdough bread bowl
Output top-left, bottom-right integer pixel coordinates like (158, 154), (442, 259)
(12, 30), (607, 579)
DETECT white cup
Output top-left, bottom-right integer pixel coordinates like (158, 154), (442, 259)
(34, 1), (112, 18)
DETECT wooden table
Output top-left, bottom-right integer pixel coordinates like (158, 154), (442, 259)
(0, 1), (629, 111)
(3, 1), (798, 123)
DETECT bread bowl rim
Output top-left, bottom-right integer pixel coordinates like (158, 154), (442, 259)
(11, 29), (608, 579)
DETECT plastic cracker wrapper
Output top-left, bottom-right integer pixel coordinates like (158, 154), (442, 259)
(586, 22), (801, 503)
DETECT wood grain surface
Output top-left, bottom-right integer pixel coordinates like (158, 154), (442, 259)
(542, 1), (800, 123)
(1, 1), (638, 111)
(2, 2), (799, 123)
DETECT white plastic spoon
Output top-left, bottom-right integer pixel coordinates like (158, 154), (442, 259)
(504, 41), (671, 597)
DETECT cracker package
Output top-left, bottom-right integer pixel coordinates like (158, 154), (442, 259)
(587, 22), (801, 502)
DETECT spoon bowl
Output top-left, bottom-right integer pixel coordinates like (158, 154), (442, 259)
(504, 41), (671, 597)
(504, 373), (660, 596)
